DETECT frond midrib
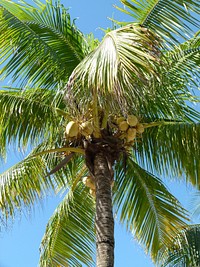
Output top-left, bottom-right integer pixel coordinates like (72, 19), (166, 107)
(0, 91), (61, 114)
(26, 19), (87, 62)
(3, 8), (67, 72)
(135, 169), (162, 241)
(141, 0), (160, 26)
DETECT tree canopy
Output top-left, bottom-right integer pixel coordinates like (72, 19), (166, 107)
(0, 0), (200, 266)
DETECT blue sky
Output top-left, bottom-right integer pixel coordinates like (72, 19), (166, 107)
(0, 1), (200, 267)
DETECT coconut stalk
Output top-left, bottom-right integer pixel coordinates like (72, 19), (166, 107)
(92, 88), (101, 138)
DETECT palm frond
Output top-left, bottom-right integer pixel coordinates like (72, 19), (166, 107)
(165, 33), (200, 91)
(0, 155), (51, 218)
(157, 224), (200, 267)
(0, 87), (66, 157)
(115, 0), (200, 45)
(29, 140), (87, 194)
(135, 122), (200, 188)
(113, 157), (188, 260)
(39, 185), (95, 267)
(68, 23), (163, 114)
(0, 0), (89, 87)
(0, 136), (87, 219)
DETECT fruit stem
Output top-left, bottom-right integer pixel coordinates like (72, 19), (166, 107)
(92, 88), (101, 137)
(101, 108), (109, 129)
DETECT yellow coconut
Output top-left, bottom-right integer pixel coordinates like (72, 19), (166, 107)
(116, 116), (126, 125)
(127, 115), (138, 127)
(82, 176), (95, 190)
(65, 121), (79, 137)
(127, 128), (137, 142)
(136, 123), (145, 134)
(119, 121), (129, 132)
(80, 121), (93, 136)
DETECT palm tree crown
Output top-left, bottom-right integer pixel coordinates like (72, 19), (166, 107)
(0, 0), (200, 266)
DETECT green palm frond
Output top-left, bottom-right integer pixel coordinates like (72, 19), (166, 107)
(114, 157), (188, 260)
(69, 23), (163, 113)
(0, 87), (66, 156)
(0, 155), (51, 218)
(39, 185), (95, 267)
(28, 140), (86, 192)
(135, 122), (200, 187)
(0, 136), (86, 219)
(157, 224), (200, 267)
(115, 0), (200, 45)
(0, 0), (89, 87)
(165, 33), (200, 89)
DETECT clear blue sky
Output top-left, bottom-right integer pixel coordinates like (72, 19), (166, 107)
(0, 1), (199, 267)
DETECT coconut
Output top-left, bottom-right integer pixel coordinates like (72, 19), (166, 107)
(82, 176), (95, 190)
(127, 115), (138, 127)
(116, 116), (125, 125)
(136, 123), (145, 134)
(80, 121), (93, 136)
(119, 121), (129, 132)
(127, 128), (137, 142)
(65, 121), (79, 137)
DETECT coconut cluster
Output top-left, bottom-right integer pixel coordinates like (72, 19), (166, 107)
(65, 114), (144, 147)
(115, 115), (144, 144)
(65, 120), (94, 139)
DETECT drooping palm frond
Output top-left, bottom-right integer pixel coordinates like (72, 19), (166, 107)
(135, 122), (200, 188)
(0, 155), (50, 218)
(0, 87), (66, 157)
(157, 224), (200, 267)
(0, 0), (90, 88)
(114, 0), (200, 45)
(165, 32), (200, 91)
(0, 129), (86, 219)
(39, 185), (95, 267)
(113, 157), (188, 260)
(132, 33), (200, 132)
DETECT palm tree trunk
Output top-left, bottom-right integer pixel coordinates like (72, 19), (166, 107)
(94, 151), (114, 267)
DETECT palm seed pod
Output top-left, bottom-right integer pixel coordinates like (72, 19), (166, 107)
(80, 121), (93, 136)
(136, 123), (145, 134)
(65, 121), (79, 137)
(127, 127), (137, 142)
(127, 115), (138, 127)
(119, 121), (129, 132)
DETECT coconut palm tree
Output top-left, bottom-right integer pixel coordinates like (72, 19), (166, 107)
(0, 0), (200, 266)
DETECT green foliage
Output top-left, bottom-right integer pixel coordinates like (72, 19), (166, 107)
(0, 0), (200, 266)
(39, 185), (95, 267)
(158, 225), (200, 266)
(0, 87), (65, 157)
(0, 0), (90, 87)
(135, 122), (200, 187)
(115, 0), (200, 45)
(114, 157), (188, 260)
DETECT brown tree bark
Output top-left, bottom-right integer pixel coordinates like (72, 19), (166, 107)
(94, 151), (114, 267)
